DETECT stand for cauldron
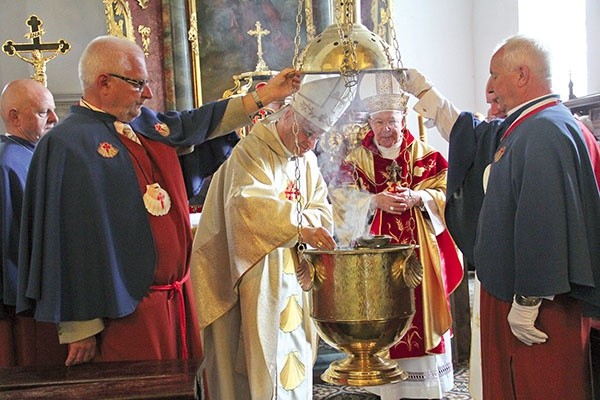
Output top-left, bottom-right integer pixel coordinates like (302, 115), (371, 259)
(301, 244), (422, 386)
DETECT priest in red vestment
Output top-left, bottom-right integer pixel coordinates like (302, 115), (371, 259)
(332, 72), (463, 399)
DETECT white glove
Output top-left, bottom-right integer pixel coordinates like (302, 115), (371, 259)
(403, 68), (433, 97)
(507, 299), (548, 346)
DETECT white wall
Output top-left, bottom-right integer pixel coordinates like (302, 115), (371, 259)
(588, 0), (600, 92)
(393, 0), (475, 155)
(392, 0), (597, 157)
(0, 1), (106, 131)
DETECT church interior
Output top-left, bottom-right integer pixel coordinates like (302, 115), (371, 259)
(1, 1), (599, 399)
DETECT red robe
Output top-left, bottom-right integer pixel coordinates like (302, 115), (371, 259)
(93, 134), (202, 361)
(0, 313), (66, 367)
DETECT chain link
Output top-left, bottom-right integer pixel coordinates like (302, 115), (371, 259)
(335, 0), (359, 88)
(292, 113), (306, 248)
(292, 0), (305, 70)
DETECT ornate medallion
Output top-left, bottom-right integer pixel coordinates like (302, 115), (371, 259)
(143, 183), (171, 216)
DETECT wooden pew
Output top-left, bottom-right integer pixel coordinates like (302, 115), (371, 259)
(0, 359), (202, 399)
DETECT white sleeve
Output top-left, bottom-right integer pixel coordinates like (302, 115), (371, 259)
(57, 319), (105, 344)
(416, 190), (445, 236)
(412, 88), (460, 142)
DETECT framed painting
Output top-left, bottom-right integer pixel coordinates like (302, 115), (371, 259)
(191, 0), (325, 103)
(190, 0), (393, 104)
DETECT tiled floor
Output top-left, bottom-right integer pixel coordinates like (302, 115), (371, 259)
(313, 272), (476, 399)
(313, 361), (472, 399)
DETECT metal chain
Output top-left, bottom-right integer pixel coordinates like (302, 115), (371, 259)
(335, 0), (359, 88)
(384, 0), (409, 116)
(386, 0), (404, 72)
(290, 0), (305, 248)
(292, 0), (305, 70)
(292, 114), (305, 249)
(382, 0), (414, 244)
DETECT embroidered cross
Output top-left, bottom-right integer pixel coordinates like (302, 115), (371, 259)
(156, 191), (165, 209)
(284, 180), (300, 200)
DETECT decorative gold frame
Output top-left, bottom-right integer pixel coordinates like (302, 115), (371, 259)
(103, 0), (135, 41)
(187, 0), (203, 106)
(186, 0), (391, 106)
(188, 0), (328, 105)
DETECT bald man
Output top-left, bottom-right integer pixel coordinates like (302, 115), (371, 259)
(0, 79), (66, 367)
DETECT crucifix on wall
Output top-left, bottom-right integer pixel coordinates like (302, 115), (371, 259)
(2, 15), (71, 86)
(247, 21), (270, 72)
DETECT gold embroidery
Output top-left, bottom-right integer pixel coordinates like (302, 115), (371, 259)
(154, 122), (170, 136)
(279, 295), (303, 333)
(97, 142), (119, 158)
(280, 351), (306, 391)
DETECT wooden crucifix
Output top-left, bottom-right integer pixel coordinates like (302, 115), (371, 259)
(2, 15), (71, 86)
(247, 21), (271, 72)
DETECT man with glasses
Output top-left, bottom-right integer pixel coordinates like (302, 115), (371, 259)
(16, 35), (299, 370)
(190, 76), (353, 399)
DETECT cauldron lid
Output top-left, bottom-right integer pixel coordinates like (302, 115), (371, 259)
(356, 234), (392, 248)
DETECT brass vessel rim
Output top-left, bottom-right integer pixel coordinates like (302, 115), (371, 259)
(304, 244), (417, 255)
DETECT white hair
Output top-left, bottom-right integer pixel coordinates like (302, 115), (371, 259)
(495, 35), (552, 86)
(78, 35), (144, 91)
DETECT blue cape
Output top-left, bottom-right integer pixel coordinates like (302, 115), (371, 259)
(0, 136), (35, 318)
(17, 103), (232, 322)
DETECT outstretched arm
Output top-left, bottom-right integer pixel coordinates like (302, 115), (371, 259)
(402, 69), (460, 141)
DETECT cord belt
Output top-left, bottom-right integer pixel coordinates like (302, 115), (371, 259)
(149, 269), (190, 359)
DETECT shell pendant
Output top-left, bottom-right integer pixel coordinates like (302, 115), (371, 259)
(143, 183), (171, 216)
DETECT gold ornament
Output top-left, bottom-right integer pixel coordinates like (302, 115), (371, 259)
(279, 295), (303, 333)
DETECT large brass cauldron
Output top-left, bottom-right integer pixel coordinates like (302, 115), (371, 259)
(300, 244), (422, 386)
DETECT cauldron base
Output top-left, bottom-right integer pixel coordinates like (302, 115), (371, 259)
(321, 353), (407, 386)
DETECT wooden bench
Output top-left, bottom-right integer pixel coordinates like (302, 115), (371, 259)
(0, 359), (202, 399)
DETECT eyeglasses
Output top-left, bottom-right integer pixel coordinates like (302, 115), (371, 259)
(108, 73), (151, 92)
(370, 119), (401, 129)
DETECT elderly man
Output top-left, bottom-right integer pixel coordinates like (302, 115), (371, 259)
(191, 76), (353, 400)
(0, 79), (66, 367)
(405, 35), (600, 400)
(16, 35), (299, 370)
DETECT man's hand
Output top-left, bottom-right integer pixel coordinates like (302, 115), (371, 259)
(257, 67), (301, 105)
(375, 189), (422, 214)
(507, 299), (548, 346)
(402, 69), (433, 98)
(65, 336), (97, 366)
(302, 226), (336, 250)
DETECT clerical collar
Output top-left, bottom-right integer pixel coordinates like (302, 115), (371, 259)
(374, 136), (403, 160)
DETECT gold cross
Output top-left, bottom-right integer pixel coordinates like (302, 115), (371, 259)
(247, 21), (270, 72)
(2, 15), (71, 86)
(386, 160), (402, 183)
